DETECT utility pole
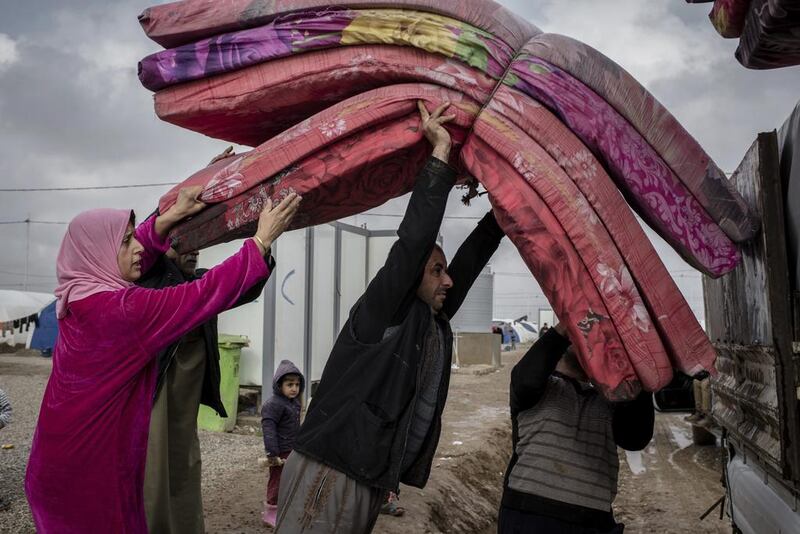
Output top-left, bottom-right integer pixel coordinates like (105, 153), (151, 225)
(24, 216), (30, 292)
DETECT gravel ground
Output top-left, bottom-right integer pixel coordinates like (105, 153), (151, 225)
(0, 349), (734, 534)
(0, 352), (49, 534)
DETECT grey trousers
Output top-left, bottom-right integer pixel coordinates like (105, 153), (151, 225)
(276, 452), (385, 534)
(144, 333), (207, 534)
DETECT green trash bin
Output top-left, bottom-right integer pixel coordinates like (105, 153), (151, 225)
(198, 334), (249, 432)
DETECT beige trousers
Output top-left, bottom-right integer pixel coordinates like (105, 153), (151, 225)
(276, 452), (385, 534)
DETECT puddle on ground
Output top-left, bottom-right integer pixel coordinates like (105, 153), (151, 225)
(668, 424), (693, 450)
(624, 450), (646, 475)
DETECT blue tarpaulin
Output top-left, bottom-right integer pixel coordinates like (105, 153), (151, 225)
(30, 300), (57, 354)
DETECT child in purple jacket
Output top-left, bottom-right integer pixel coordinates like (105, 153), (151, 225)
(261, 360), (304, 525)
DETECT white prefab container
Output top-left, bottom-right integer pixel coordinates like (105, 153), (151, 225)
(537, 309), (555, 332)
(201, 221), (494, 400)
(199, 222), (390, 400)
(450, 266), (494, 333)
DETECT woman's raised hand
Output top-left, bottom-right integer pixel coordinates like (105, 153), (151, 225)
(173, 185), (206, 219)
(252, 193), (302, 254)
(155, 185), (207, 238)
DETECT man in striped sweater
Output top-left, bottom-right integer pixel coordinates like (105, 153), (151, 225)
(0, 387), (12, 511)
(499, 323), (654, 533)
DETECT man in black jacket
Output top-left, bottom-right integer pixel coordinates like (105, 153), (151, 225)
(275, 102), (506, 533)
(138, 247), (268, 533)
(499, 323), (654, 533)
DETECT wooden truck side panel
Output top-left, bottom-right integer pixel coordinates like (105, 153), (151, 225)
(702, 132), (800, 484)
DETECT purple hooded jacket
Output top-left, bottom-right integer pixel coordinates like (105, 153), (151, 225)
(261, 360), (304, 456)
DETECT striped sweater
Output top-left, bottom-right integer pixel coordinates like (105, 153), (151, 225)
(0, 388), (11, 429)
(501, 329), (654, 529)
(509, 375), (618, 511)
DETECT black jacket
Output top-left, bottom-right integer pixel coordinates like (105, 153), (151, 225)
(294, 156), (505, 491)
(137, 255), (268, 416)
(502, 329), (655, 529)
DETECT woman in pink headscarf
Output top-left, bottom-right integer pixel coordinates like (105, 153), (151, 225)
(25, 186), (301, 533)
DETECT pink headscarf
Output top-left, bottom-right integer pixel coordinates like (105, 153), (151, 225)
(54, 209), (134, 318)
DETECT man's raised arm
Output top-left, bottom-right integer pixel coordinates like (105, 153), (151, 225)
(353, 102), (456, 343)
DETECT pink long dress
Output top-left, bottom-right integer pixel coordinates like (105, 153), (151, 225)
(25, 217), (271, 533)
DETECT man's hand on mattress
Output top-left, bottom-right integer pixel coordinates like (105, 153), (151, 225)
(172, 185), (207, 219)
(156, 185), (207, 237)
(418, 100), (455, 163)
(208, 146), (235, 166)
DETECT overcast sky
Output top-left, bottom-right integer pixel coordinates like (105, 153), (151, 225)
(1, 0), (798, 322)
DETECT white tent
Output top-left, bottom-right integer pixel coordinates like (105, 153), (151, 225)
(492, 318), (536, 344)
(0, 290), (55, 347)
(0, 290), (55, 322)
(517, 320), (539, 339)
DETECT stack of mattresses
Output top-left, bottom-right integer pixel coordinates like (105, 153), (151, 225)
(686, 0), (800, 68)
(137, 0), (759, 400)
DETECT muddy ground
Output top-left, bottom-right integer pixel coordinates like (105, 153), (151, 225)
(0, 349), (730, 533)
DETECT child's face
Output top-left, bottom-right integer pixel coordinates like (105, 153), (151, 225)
(281, 375), (301, 399)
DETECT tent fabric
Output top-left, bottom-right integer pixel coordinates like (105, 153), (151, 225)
(710, 0), (753, 38)
(30, 301), (58, 353)
(0, 290), (55, 323)
(736, 0), (800, 69)
(138, 0), (540, 51)
(511, 324), (533, 344)
(139, 0), (737, 399)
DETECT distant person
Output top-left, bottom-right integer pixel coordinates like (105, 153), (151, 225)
(499, 323), (654, 533)
(503, 323), (516, 351)
(25, 189), (301, 533)
(275, 101), (505, 533)
(0, 387), (12, 511)
(539, 322), (549, 336)
(261, 360), (305, 527)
